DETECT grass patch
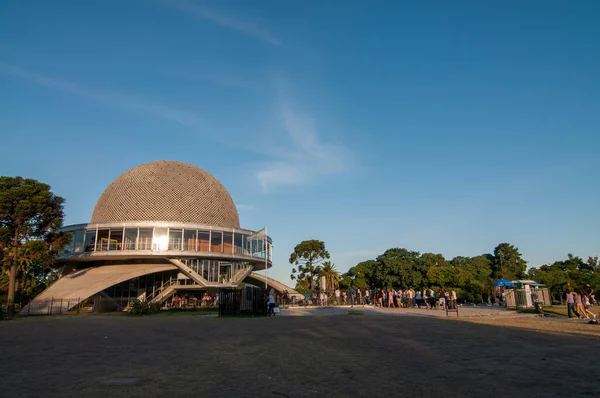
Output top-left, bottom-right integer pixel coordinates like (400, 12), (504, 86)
(517, 306), (569, 318)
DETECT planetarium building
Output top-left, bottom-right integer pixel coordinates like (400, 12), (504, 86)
(24, 160), (298, 314)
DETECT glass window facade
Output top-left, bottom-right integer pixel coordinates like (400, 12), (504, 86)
(84, 230), (96, 252)
(138, 229), (153, 250)
(183, 229), (196, 251)
(73, 230), (84, 253)
(211, 231), (222, 253)
(223, 232), (233, 254)
(168, 229), (182, 250)
(234, 233), (243, 255)
(124, 228), (138, 250)
(60, 225), (270, 263)
(96, 229), (109, 251)
(108, 228), (123, 251)
(198, 231), (210, 252)
(153, 228), (168, 251)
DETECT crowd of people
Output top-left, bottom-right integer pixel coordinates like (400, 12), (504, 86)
(169, 292), (217, 309)
(298, 287), (458, 310)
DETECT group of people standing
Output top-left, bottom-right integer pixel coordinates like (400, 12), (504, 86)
(302, 287), (458, 310)
(373, 287), (458, 310)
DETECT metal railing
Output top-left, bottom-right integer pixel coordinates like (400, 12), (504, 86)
(10, 298), (87, 316)
(146, 278), (177, 302)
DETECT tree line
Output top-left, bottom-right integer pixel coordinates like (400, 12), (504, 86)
(289, 240), (599, 303)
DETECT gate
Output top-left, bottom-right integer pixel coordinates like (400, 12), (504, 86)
(218, 287), (266, 317)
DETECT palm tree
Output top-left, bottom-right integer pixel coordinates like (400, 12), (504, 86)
(319, 261), (341, 293)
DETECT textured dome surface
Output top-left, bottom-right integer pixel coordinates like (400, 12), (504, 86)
(91, 161), (240, 228)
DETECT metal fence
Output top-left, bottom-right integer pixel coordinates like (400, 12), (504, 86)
(218, 287), (266, 317)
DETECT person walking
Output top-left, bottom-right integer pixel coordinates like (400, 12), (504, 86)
(574, 291), (587, 319)
(566, 290), (580, 319)
(582, 293), (596, 319)
(267, 289), (276, 316)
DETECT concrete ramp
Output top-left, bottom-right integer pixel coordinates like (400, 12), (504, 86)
(21, 263), (177, 315)
(243, 272), (303, 300)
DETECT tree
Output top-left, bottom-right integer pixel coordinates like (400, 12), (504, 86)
(341, 260), (378, 289)
(376, 248), (424, 289)
(451, 254), (494, 303)
(528, 254), (598, 300)
(0, 177), (69, 315)
(491, 243), (527, 280)
(289, 240), (330, 292)
(318, 261), (341, 292)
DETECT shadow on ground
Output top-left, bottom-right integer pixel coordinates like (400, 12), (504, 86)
(0, 315), (598, 397)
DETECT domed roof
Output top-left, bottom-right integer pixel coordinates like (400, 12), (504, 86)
(90, 161), (240, 228)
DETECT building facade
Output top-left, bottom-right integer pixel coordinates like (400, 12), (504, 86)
(23, 160), (298, 314)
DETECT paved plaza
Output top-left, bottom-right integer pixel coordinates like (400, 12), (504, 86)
(1, 308), (598, 397)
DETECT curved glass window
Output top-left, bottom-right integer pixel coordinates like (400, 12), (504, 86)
(96, 229), (109, 251)
(211, 231), (222, 253)
(198, 231), (210, 252)
(183, 229), (197, 251)
(153, 228), (168, 251)
(223, 232), (233, 254)
(108, 228), (123, 251)
(168, 229), (182, 250)
(84, 230), (96, 252)
(124, 228), (138, 250)
(234, 233), (243, 255)
(138, 229), (153, 250)
(73, 229), (84, 253)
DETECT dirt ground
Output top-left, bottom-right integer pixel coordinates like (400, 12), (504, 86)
(1, 313), (599, 398)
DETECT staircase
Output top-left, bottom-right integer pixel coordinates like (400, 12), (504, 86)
(168, 259), (209, 286)
(146, 278), (177, 304)
(231, 266), (253, 285)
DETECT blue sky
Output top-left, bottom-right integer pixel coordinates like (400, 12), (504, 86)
(1, 0), (599, 285)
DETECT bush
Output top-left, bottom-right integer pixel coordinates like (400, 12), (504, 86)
(129, 299), (162, 316)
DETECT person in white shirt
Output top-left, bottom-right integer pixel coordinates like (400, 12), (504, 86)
(267, 289), (276, 316)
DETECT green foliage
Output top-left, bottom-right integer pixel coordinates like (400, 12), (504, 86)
(294, 279), (310, 294)
(340, 242), (598, 305)
(129, 299), (162, 316)
(318, 261), (341, 292)
(0, 176), (70, 314)
(528, 254), (600, 300)
(492, 243), (527, 280)
(289, 240), (330, 291)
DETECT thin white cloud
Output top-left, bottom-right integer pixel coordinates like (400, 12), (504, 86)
(159, 0), (282, 47)
(256, 93), (350, 192)
(0, 61), (202, 128)
(162, 69), (262, 92)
